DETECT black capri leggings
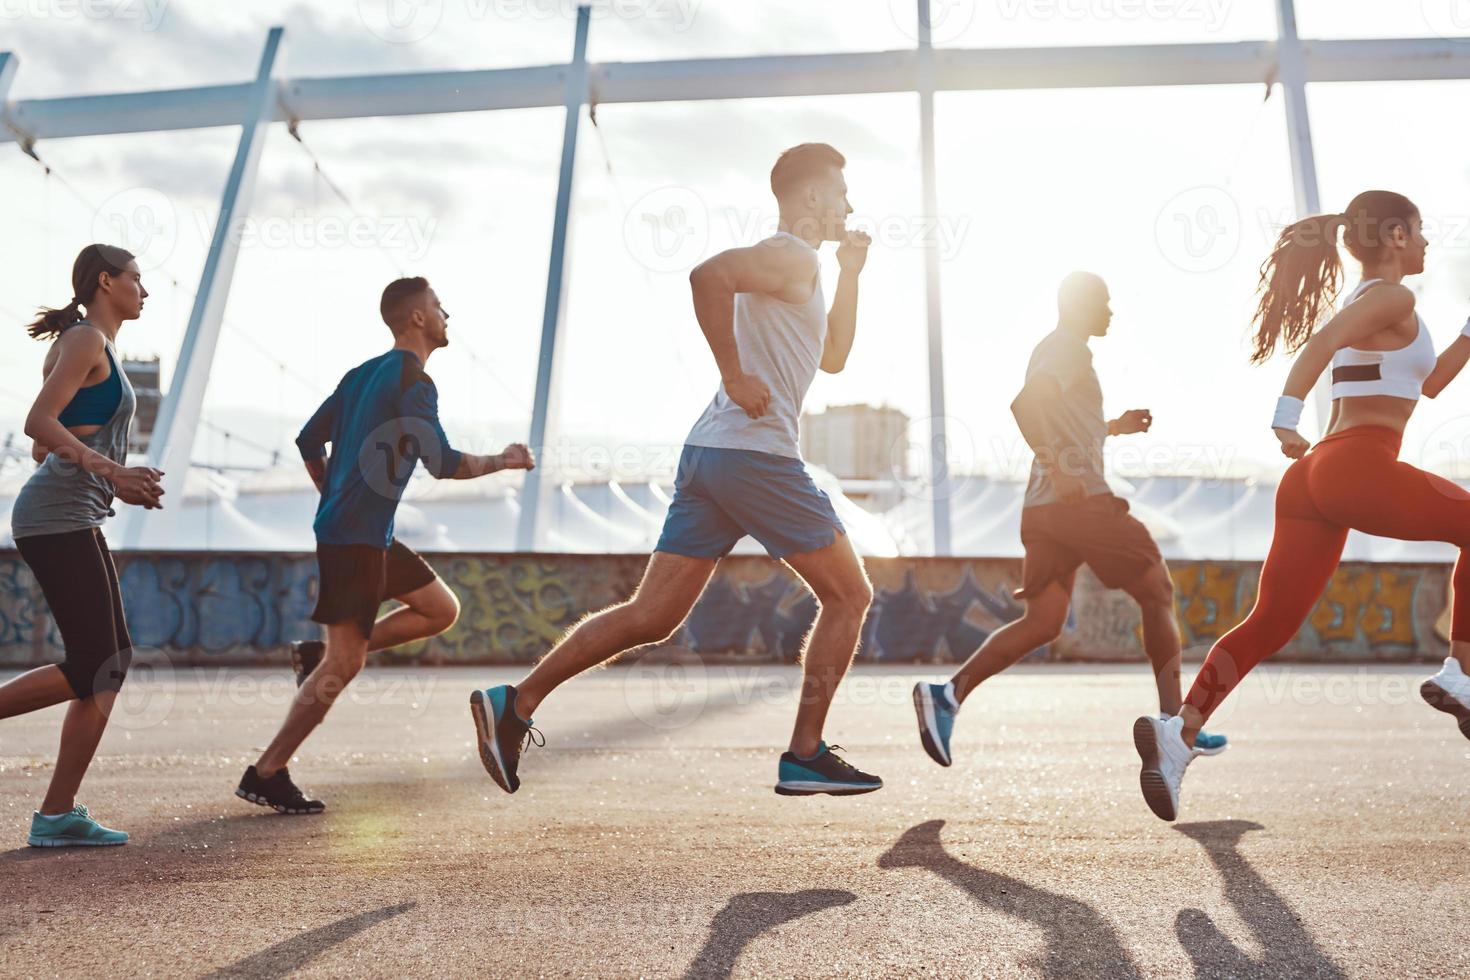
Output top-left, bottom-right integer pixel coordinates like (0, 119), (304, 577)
(15, 527), (133, 700)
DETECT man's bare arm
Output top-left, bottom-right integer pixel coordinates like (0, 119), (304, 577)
(689, 238), (820, 418)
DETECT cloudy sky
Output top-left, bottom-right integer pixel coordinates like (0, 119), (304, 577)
(2, 0), (1469, 485)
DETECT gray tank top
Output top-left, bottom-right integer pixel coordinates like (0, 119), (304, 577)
(685, 232), (827, 459)
(11, 327), (137, 540)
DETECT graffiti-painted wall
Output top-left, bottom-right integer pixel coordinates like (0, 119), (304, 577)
(0, 550), (1454, 668)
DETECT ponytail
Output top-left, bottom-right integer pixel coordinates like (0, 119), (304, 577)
(1249, 189), (1420, 365)
(27, 298), (85, 340)
(25, 243), (136, 341)
(1248, 213), (1346, 364)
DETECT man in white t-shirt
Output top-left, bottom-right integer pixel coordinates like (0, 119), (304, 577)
(471, 143), (881, 797)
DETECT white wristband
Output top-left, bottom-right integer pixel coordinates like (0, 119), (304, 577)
(1460, 316), (1470, 339)
(1272, 395), (1304, 430)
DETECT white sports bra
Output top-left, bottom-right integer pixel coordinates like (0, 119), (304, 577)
(1329, 279), (1436, 402)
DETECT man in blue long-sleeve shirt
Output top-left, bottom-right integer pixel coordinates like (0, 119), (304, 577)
(238, 276), (534, 814)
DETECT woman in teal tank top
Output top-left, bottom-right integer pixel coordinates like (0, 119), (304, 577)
(1, 244), (164, 848)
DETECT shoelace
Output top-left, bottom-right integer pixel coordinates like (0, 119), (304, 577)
(72, 803), (90, 819)
(823, 745), (859, 775)
(522, 724), (546, 753)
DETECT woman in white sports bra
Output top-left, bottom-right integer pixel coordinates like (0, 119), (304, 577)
(1133, 190), (1470, 822)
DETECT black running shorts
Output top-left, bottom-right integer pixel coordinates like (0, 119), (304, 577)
(311, 538), (438, 638)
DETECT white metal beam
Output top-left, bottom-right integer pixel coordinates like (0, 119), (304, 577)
(0, 52), (23, 149)
(124, 28), (287, 548)
(1275, 0), (1331, 437)
(516, 6), (591, 553)
(4, 38), (1467, 144)
(917, 0), (952, 557)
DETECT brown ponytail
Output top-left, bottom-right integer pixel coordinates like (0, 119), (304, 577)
(1249, 190), (1419, 364)
(27, 243), (136, 340)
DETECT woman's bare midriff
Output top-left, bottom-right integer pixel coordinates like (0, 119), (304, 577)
(1326, 395), (1416, 438)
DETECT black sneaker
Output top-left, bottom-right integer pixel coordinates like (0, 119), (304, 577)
(291, 641), (326, 687)
(775, 742), (883, 796)
(237, 766), (326, 814)
(469, 685), (543, 794)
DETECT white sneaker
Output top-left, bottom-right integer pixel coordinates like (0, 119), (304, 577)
(1133, 714), (1200, 822)
(1420, 658), (1470, 741)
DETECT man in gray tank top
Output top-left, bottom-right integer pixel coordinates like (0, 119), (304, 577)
(471, 144), (884, 798)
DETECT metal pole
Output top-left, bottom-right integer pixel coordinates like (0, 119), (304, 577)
(123, 27), (286, 548)
(1275, 0), (1322, 217)
(1274, 0), (1330, 433)
(516, 5), (591, 553)
(0, 52), (19, 131)
(917, 0), (953, 556)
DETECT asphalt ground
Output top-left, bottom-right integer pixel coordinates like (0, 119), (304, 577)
(1, 662), (1467, 978)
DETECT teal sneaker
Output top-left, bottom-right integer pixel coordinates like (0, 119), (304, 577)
(913, 681), (959, 767)
(27, 804), (128, 847)
(470, 685), (542, 794)
(775, 742), (882, 796)
(1193, 730), (1229, 756)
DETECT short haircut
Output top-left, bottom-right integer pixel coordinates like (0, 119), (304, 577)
(380, 276), (431, 330)
(1058, 271), (1107, 313)
(770, 143), (846, 203)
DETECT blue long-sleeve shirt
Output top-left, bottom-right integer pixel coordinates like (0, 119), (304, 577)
(297, 349), (464, 548)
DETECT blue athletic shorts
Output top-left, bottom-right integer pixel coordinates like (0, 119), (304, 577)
(655, 445), (845, 560)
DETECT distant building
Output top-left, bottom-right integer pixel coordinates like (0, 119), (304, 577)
(124, 356), (162, 456)
(801, 403), (910, 481)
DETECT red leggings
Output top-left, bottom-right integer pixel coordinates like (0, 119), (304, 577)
(1185, 425), (1470, 719)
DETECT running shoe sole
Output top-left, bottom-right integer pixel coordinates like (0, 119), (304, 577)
(291, 644), (323, 688)
(912, 684), (952, 767)
(27, 836), (125, 847)
(1420, 679), (1470, 741)
(1194, 741), (1228, 758)
(234, 788), (324, 816)
(1133, 716), (1178, 822)
(470, 690), (514, 794)
(774, 781), (882, 796)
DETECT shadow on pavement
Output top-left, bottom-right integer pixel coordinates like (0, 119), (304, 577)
(878, 819), (1142, 979)
(203, 901), (417, 979)
(683, 889), (857, 979)
(1174, 820), (1346, 979)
